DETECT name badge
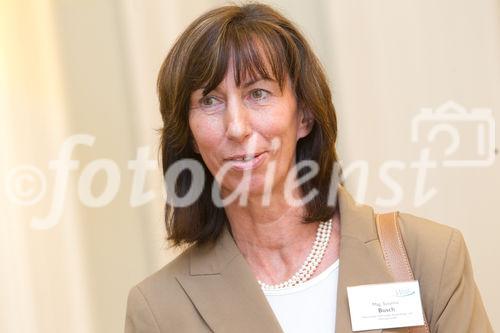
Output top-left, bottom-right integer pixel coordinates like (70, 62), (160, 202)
(347, 280), (425, 331)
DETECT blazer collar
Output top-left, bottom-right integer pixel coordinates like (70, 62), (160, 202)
(334, 186), (395, 333)
(176, 224), (283, 332)
(176, 185), (396, 333)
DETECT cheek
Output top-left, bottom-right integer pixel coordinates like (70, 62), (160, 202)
(189, 115), (225, 175)
(189, 115), (222, 149)
(257, 105), (299, 144)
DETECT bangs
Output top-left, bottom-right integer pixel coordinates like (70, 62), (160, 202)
(188, 21), (298, 96)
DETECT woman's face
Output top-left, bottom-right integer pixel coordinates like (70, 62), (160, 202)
(188, 59), (312, 200)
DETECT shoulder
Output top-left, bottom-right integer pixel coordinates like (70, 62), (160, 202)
(130, 245), (193, 305)
(398, 211), (460, 255)
(397, 211), (466, 279)
(397, 212), (469, 317)
(396, 212), (492, 330)
(125, 246), (199, 331)
(136, 246), (192, 291)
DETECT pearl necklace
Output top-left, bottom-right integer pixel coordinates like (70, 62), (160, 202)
(257, 219), (333, 290)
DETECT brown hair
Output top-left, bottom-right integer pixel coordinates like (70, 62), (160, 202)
(157, 2), (341, 248)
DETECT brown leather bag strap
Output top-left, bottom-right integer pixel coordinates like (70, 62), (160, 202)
(375, 212), (430, 333)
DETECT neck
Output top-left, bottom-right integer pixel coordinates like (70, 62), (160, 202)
(222, 186), (339, 284)
(223, 186), (312, 250)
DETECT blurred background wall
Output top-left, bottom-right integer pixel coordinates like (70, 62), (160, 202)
(1, 0), (498, 332)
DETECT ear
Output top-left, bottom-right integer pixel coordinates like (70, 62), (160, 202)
(297, 108), (314, 140)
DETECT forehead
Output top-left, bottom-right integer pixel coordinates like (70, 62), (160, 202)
(190, 33), (291, 96)
(207, 55), (278, 87)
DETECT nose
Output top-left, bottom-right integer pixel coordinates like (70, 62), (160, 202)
(224, 98), (251, 142)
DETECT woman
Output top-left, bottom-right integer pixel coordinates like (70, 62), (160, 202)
(125, 3), (492, 332)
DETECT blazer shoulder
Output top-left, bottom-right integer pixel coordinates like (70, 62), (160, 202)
(396, 212), (492, 331)
(397, 211), (459, 276)
(135, 245), (194, 294)
(398, 212), (457, 248)
(397, 212), (462, 319)
(126, 245), (207, 332)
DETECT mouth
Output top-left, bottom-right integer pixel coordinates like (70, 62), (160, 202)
(225, 152), (265, 161)
(224, 151), (267, 170)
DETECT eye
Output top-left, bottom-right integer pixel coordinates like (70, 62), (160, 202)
(200, 96), (221, 107)
(250, 89), (270, 101)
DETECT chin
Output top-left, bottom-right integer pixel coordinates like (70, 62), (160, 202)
(219, 175), (271, 201)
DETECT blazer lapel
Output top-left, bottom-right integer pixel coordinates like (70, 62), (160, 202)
(335, 186), (407, 333)
(176, 224), (283, 333)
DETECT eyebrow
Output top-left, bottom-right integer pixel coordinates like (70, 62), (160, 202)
(242, 77), (275, 88)
(198, 77), (277, 96)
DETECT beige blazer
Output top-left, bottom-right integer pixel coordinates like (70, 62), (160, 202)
(124, 186), (493, 332)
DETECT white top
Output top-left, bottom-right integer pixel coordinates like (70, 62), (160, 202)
(262, 259), (340, 333)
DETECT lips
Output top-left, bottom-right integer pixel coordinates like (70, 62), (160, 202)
(224, 151), (267, 170)
(224, 151), (265, 161)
